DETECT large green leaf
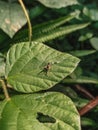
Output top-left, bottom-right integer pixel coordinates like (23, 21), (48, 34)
(0, 92), (81, 130)
(5, 42), (80, 93)
(37, 0), (79, 9)
(0, 1), (27, 38)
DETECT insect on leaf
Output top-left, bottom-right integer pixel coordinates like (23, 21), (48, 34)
(5, 41), (80, 93)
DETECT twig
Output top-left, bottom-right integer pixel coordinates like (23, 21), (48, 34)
(79, 96), (98, 116)
(0, 79), (10, 100)
(18, 0), (32, 43)
(74, 84), (94, 100)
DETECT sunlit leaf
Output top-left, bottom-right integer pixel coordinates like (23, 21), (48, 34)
(5, 42), (80, 93)
(0, 1), (27, 37)
(70, 50), (96, 57)
(0, 92), (81, 130)
(90, 37), (98, 50)
(83, 7), (98, 21)
(63, 76), (98, 84)
(37, 0), (79, 9)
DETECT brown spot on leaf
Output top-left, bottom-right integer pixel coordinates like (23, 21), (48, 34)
(5, 18), (10, 24)
(11, 25), (18, 32)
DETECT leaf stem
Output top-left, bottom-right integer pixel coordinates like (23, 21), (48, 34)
(79, 96), (98, 116)
(0, 79), (10, 100)
(18, 0), (32, 43)
(74, 85), (94, 100)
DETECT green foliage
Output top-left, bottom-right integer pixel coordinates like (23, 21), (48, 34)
(90, 37), (98, 50)
(81, 117), (98, 128)
(83, 7), (98, 21)
(33, 23), (89, 43)
(33, 13), (76, 33)
(5, 41), (79, 93)
(0, 92), (81, 130)
(70, 50), (96, 57)
(63, 76), (98, 84)
(0, 0), (98, 130)
(37, 0), (79, 8)
(13, 15), (89, 43)
(13, 13), (76, 42)
(0, 1), (27, 37)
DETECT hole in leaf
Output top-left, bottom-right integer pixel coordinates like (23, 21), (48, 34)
(37, 112), (56, 123)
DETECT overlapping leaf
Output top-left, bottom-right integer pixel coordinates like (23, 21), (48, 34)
(13, 13), (76, 43)
(0, 1), (27, 37)
(90, 37), (98, 50)
(37, 0), (79, 8)
(0, 92), (81, 130)
(63, 76), (98, 84)
(5, 42), (80, 93)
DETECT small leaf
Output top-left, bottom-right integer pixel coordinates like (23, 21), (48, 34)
(70, 50), (96, 57)
(0, 92), (81, 130)
(37, 0), (79, 9)
(81, 117), (98, 127)
(63, 76), (98, 84)
(78, 32), (93, 41)
(29, 5), (46, 19)
(5, 42), (80, 93)
(83, 7), (98, 21)
(0, 1), (27, 38)
(90, 37), (98, 50)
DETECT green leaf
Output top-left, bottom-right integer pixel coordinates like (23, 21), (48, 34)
(0, 1), (27, 38)
(29, 5), (46, 19)
(83, 7), (98, 21)
(33, 13), (76, 34)
(5, 42), (80, 93)
(78, 32), (93, 41)
(0, 92), (81, 130)
(70, 50), (96, 57)
(33, 23), (90, 43)
(81, 117), (98, 127)
(90, 37), (98, 50)
(62, 76), (98, 84)
(13, 13), (76, 43)
(37, 0), (79, 9)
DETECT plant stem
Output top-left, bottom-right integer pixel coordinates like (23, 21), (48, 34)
(0, 79), (10, 100)
(74, 85), (94, 100)
(18, 0), (32, 43)
(79, 96), (98, 116)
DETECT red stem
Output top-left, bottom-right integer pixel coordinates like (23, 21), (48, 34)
(79, 96), (98, 116)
